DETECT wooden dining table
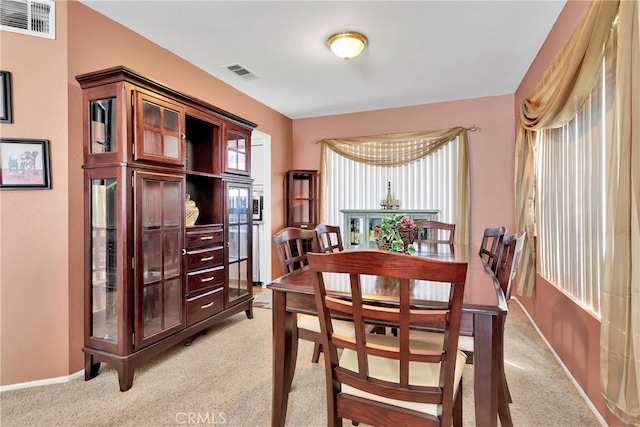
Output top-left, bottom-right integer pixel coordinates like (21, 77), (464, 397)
(267, 242), (509, 427)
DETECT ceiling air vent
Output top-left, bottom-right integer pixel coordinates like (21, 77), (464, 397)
(1, 0), (55, 40)
(224, 64), (260, 81)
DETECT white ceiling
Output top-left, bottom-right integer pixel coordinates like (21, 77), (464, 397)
(78, 1), (566, 120)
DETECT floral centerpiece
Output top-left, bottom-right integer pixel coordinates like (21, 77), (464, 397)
(372, 213), (416, 255)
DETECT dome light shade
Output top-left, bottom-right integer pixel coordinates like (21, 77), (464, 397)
(327, 31), (368, 60)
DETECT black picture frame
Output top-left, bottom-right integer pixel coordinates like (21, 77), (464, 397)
(0, 138), (51, 190)
(0, 71), (12, 123)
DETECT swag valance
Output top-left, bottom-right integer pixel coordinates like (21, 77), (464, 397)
(317, 127), (471, 245)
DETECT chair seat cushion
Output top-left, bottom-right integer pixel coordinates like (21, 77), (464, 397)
(339, 333), (467, 416)
(409, 330), (475, 352)
(297, 313), (372, 336)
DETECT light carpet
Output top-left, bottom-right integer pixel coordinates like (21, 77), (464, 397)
(0, 298), (601, 426)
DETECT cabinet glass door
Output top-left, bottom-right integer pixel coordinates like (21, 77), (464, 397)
(135, 171), (184, 348)
(89, 177), (119, 345)
(226, 182), (251, 305)
(224, 125), (249, 175)
(134, 92), (184, 166)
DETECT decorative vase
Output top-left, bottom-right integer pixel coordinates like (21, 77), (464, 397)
(380, 181), (400, 209)
(185, 194), (199, 227)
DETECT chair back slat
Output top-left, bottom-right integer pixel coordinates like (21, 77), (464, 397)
(308, 250), (467, 423)
(479, 227), (506, 273)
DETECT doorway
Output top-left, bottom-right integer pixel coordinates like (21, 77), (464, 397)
(251, 130), (272, 287)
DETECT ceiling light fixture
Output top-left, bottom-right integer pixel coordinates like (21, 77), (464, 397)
(327, 31), (368, 60)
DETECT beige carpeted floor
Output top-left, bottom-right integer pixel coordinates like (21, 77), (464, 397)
(0, 296), (601, 426)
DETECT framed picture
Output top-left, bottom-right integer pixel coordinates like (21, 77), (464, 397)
(0, 71), (12, 123)
(0, 138), (51, 189)
(252, 195), (263, 221)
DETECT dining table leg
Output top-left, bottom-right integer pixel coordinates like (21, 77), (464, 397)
(271, 289), (297, 427)
(473, 312), (499, 427)
(497, 314), (514, 426)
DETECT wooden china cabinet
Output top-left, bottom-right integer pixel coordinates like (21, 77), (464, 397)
(77, 66), (256, 391)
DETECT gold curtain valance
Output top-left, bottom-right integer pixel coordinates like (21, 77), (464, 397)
(319, 127), (467, 167)
(318, 126), (471, 245)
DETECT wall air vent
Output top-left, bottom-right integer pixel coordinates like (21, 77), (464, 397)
(224, 64), (260, 81)
(1, 0), (55, 39)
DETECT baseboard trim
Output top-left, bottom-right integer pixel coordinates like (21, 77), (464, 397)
(513, 298), (607, 427)
(0, 369), (85, 392)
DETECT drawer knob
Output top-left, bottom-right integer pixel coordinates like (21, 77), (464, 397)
(200, 256), (214, 262)
(201, 276), (215, 283)
(201, 302), (214, 309)
(200, 236), (214, 240)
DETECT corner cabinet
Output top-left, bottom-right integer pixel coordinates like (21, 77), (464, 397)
(77, 66), (257, 391)
(285, 170), (318, 228)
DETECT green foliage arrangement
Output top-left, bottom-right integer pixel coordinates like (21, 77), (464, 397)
(373, 213), (416, 255)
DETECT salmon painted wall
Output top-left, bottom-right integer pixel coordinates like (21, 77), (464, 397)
(292, 96), (517, 250)
(514, 1), (622, 424)
(0, 2), (71, 385)
(0, 0), (292, 387)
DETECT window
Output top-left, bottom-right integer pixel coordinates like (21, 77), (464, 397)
(535, 40), (616, 316)
(324, 138), (458, 228)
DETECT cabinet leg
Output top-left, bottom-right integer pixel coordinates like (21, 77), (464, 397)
(84, 354), (101, 380)
(116, 362), (135, 392)
(245, 304), (253, 319)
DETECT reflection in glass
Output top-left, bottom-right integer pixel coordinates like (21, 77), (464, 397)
(229, 225), (239, 262)
(226, 130), (247, 171)
(164, 231), (181, 278)
(143, 233), (162, 284)
(228, 260), (249, 299)
(227, 183), (250, 302)
(90, 98), (117, 154)
(163, 278), (182, 327)
(164, 134), (179, 158)
(140, 175), (184, 340)
(163, 181), (181, 227)
(143, 283), (161, 337)
(142, 180), (162, 228)
(143, 129), (163, 156)
(90, 178), (118, 343)
(163, 109), (179, 132)
(142, 101), (161, 127)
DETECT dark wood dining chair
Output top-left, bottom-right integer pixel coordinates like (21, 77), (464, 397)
(496, 230), (526, 302)
(315, 223), (344, 253)
(273, 227), (319, 274)
(414, 220), (456, 245)
(308, 250), (468, 427)
(273, 227), (357, 364)
(493, 230), (527, 425)
(479, 227), (506, 273)
(407, 230), (525, 426)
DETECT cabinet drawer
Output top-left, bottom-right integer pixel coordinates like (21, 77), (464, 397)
(187, 266), (224, 294)
(186, 288), (223, 326)
(186, 247), (223, 271)
(186, 227), (223, 249)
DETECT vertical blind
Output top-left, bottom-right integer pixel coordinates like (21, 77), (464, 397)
(536, 53), (614, 316)
(324, 138), (458, 229)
